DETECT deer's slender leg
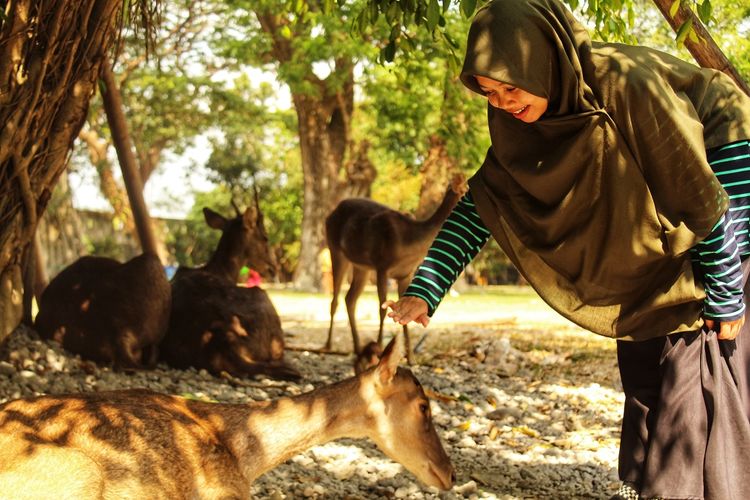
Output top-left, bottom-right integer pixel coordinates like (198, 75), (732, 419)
(345, 266), (369, 354)
(324, 248), (351, 351)
(396, 276), (413, 364)
(375, 271), (390, 347)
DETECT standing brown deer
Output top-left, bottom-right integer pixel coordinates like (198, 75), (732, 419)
(34, 252), (171, 370)
(0, 334), (455, 498)
(159, 203), (301, 381)
(324, 174), (466, 359)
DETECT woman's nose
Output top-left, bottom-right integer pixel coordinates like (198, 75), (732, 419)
(488, 92), (513, 110)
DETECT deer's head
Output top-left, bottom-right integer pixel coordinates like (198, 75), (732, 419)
(203, 204), (277, 279)
(359, 334), (455, 490)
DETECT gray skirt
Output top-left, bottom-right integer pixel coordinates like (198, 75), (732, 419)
(617, 262), (750, 500)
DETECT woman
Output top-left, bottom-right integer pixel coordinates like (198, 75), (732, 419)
(383, 0), (750, 498)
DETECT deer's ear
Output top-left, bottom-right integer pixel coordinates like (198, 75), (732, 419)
(204, 208), (227, 230)
(375, 334), (404, 386)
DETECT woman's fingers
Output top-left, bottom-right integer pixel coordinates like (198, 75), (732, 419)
(382, 297), (428, 325)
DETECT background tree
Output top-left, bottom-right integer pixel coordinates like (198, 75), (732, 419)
(74, 0), (216, 244)
(213, 0), (386, 290)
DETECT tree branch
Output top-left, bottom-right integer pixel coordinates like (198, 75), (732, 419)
(651, 0), (750, 96)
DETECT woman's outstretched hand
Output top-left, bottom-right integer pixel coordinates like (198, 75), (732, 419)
(382, 296), (430, 327)
(705, 316), (745, 340)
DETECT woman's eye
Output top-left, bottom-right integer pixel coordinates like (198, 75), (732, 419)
(506, 87), (517, 92)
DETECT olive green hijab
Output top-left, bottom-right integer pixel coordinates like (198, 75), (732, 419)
(461, 0), (750, 339)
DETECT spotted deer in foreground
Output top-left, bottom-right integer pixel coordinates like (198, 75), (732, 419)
(159, 200), (300, 381)
(0, 333), (455, 498)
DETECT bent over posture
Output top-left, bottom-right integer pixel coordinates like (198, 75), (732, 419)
(384, 1), (750, 498)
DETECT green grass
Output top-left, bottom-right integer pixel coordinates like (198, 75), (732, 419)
(266, 284), (573, 328)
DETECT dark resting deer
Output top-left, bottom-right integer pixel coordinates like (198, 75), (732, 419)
(324, 174), (466, 360)
(0, 334), (455, 498)
(34, 252), (171, 370)
(159, 203), (301, 381)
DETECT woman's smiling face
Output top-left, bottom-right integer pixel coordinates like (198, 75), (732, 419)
(474, 75), (548, 123)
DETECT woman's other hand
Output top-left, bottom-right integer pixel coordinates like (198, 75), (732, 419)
(705, 316), (746, 340)
(382, 297), (430, 327)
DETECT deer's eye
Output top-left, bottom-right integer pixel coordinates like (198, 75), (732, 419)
(419, 403), (429, 415)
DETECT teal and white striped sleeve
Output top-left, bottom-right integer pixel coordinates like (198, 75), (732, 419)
(690, 140), (750, 322)
(402, 191), (491, 316)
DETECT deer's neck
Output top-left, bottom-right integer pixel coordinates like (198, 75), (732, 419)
(409, 190), (459, 245)
(218, 377), (367, 483)
(204, 243), (243, 283)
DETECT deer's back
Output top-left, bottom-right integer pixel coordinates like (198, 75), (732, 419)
(161, 269), (287, 374)
(326, 198), (415, 266)
(328, 198), (438, 275)
(0, 389), (249, 499)
(34, 253), (171, 367)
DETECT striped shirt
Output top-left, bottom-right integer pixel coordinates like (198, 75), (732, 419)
(404, 140), (750, 320)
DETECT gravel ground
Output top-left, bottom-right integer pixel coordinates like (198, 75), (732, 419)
(0, 290), (624, 499)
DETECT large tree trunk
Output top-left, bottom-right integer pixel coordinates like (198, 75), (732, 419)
(292, 93), (349, 291)
(651, 0), (750, 96)
(0, 0), (124, 343)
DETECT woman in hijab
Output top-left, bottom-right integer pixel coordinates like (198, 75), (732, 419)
(383, 0), (750, 498)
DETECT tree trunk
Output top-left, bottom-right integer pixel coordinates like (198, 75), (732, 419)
(651, 0), (750, 96)
(100, 60), (164, 261)
(78, 127), (137, 237)
(292, 94), (343, 291)
(0, 0), (124, 343)
(415, 135), (457, 219)
(340, 140), (377, 201)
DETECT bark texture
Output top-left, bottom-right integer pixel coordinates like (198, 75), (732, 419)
(0, 0), (124, 342)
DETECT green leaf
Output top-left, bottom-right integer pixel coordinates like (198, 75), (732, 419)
(370, 0), (379, 22)
(427, 0), (440, 31)
(443, 31), (459, 49)
(669, 0), (681, 18)
(460, 0), (478, 18)
(383, 40), (397, 62)
(697, 0), (712, 23)
(386, 2), (401, 24)
(675, 18), (693, 45)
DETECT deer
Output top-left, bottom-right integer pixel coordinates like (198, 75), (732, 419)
(159, 200), (301, 381)
(34, 252), (171, 370)
(354, 339), (383, 375)
(0, 333), (455, 499)
(324, 173), (466, 362)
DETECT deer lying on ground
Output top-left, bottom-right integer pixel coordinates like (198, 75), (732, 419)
(324, 173), (466, 361)
(34, 252), (171, 370)
(0, 333), (455, 498)
(159, 202), (300, 381)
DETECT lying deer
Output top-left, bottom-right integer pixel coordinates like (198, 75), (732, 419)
(34, 252), (171, 370)
(159, 202), (300, 381)
(0, 334), (455, 498)
(324, 173), (466, 360)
